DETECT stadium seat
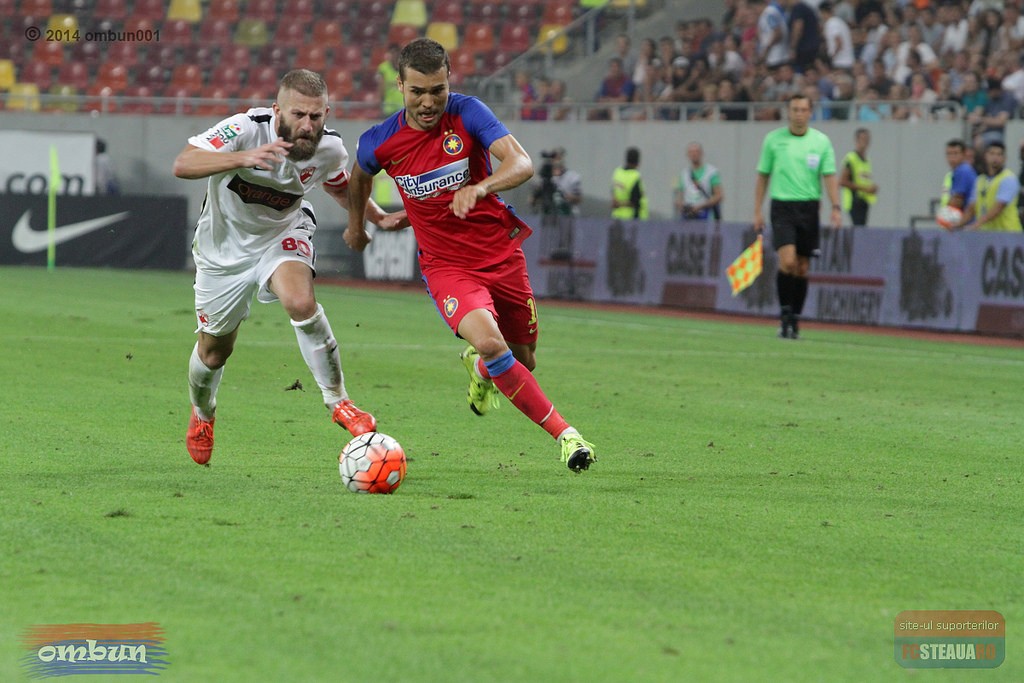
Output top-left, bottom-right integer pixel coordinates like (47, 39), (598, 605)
(536, 24), (570, 55)
(167, 0), (202, 22)
(33, 40), (64, 67)
(391, 0), (427, 27)
(246, 0), (277, 21)
(425, 22), (458, 51)
(195, 85), (234, 117)
(0, 59), (15, 90)
(507, 4), (540, 29)
(159, 85), (196, 114)
(500, 24), (532, 54)
(20, 0), (51, 16)
(46, 83), (78, 113)
(94, 0), (127, 21)
(120, 85), (156, 114)
(234, 19), (268, 48)
(191, 45), (219, 71)
(170, 63), (203, 90)
(124, 16), (158, 35)
(0, 0), (16, 17)
(320, 0), (346, 20)
(387, 24), (421, 47)
(449, 48), (476, 78)
(350, 23), (383, 49)
(272, 18), (309, 48)
(295, 45), (328, 72)
(221, 44), (251, 68)
(258, 45), (290, 71)
(162, 19), (194, 46)
(71, 41), (103, 68)
(207, 0), (238, 21)
(465, 2), (498, 23)
(312, 20), (343, 47)
(96, 62), (129, 93)
(46, 15), (79, 41)
(290, 0), (314, 20)
(143, 44), (178, 70)
(20, 62), (53, 91)
(131, 0), (166, 21)
(542, 2), (575, 25)
(334, 44), (364, 69)
(345, 90), (382, 119)
(134, 64), (167, 90)
(7, 83), (41, 111)
(247, 64), (279, 93)
(208, 65), (242, 95)
(360, 0), (391, 24)
(56, 61), (90, 90)
(430, 0), (462, 25)
(107, 41), (140, 66)
(83, 84), (120, 114)
(199, 17), (233, 44)
(325, 67), (354, 99)
(462, 23), (495, 55)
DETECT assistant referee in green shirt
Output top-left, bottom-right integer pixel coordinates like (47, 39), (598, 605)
(753, 93), (842, 339)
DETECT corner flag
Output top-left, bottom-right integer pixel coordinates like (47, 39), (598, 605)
(726, 236), (762, 296)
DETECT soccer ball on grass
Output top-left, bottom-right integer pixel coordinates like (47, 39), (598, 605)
(339, 432), (407, 494)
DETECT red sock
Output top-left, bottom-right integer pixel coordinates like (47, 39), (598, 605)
(488, 359), (570, 439)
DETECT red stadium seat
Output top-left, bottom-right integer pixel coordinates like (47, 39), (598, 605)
(106, 41), (139, 66)
(0, 0), (17, 16)
(207, 0), (239, 21)
(159, 85), (196, 114)
(125, 16), (158, 35)
(257, 45), (290, 71)
(84, 84), (120, 113)
(272, 18), (309, 48)
(143, 44), (178, 69)
(291, 0), (314, 20)
(56, 61), (90, 90)
(94, 0), (127, 21)
(21, 62), (53, 90)
(199, 18), (233, 44)
(325, 67), (354, 98)
(334, 44), (364, 69)
(33, 40), (64, 67)
(431, 0), (463, 24)
(21, 0), (52, 15)
(134, 63), (167, 90)
(311, 20), (343, 47)
(170, 63), (203, 90)
(462, 23), (495, 55)
(449, 48), (477, 77)
(70, 40), (103, 68)
(294, 45), (328, 72)
(542, 1), (575, 25)
(195, 85), (235, 117)
(387, 23), (421, 47)
(207, 64), (242, 95)
(121, 85), (156, 114)
(220, 44), (251, 69)
(246, 0), (277, 21)
(191, 44), (219, 71)
(247, 64), (279, 93)
(96, 62), (129, 92)
(500, 24), (532, 54)
(131, 0), (165, 21)
(162, 19), (194, 46)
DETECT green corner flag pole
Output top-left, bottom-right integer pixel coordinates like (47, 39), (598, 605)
(47, 144), (60, 271)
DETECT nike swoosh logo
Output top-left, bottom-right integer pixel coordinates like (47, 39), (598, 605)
(389, 154), (410, 166)
(11, 209), (130, 253)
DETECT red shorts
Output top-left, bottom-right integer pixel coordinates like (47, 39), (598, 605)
(422, 248), (539, 345)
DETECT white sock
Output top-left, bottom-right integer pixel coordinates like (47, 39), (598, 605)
(188, 342), (222, 422)
(557, 427), (579, 442)
(291, 303), (346, 408)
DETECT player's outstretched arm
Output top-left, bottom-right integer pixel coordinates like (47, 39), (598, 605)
(325, 181), (409, 233)
(172, 140), (292, 180)
(450, 133), (534, 219)
(344, 164), (375, 252)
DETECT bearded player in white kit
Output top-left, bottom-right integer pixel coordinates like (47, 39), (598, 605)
(173, 69), (406, 465)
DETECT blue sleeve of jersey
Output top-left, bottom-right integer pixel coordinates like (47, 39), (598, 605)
(951, 166), (974, 197)
(355, 113), (403, 176)
(450, 94), (510, 150)
(996, 174), (1021, 204)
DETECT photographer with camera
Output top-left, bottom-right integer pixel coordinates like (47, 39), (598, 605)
(674, 142), (722, 225)
(531, 147), (581, 217)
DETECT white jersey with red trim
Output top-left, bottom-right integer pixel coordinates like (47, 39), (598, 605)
(186, 107), (349, 274)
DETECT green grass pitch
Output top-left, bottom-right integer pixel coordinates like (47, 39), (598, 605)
(0, 266), (1019, 682)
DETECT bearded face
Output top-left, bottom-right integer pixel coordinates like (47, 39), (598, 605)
(274, 89), (328, 162)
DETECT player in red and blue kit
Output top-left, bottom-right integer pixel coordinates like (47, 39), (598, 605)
(345, 38), (596, 472)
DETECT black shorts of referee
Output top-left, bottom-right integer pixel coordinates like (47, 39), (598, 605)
(770, 199), (820, 257)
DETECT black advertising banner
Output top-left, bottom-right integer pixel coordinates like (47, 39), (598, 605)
(0, 195), (188, 269)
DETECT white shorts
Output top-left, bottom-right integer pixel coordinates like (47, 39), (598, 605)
(194, 226), (316, 336)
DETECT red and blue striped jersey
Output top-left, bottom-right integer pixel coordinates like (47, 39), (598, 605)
(355, 93), (531, 270)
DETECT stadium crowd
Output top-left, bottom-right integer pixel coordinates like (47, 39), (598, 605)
(517, 0), (1024, 148)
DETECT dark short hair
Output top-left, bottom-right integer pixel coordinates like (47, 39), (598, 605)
(946, 139), (966, 151)
(626, 147), (640, 165)
(398, 38), (450, 81)
(986, 140), (1006, 152)
(279, 69), (327, 98)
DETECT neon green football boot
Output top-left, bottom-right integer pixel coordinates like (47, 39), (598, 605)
(460, 345), (500, 416)
(560, 431), (596, 472)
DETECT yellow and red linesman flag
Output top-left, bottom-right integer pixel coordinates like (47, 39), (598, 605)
(726, 236), (763, 296)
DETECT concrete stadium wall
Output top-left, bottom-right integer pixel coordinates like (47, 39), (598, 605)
(1, 112), (1021, 239)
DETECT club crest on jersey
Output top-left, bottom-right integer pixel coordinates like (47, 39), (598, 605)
(299, 166), (316, 183)
(443, 295), (458, 318)
(395, 158), (471, 199)
(443, 134), (464, 156)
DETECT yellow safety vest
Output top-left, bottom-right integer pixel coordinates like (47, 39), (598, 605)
(940, 171), (952, 208)
(975, 169), (1023, 232)
(841, 151), (876, 211)
(612, 167), (648, 220)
